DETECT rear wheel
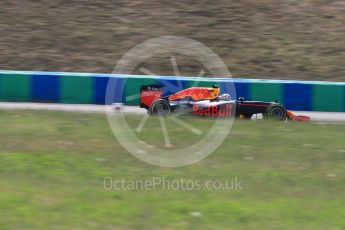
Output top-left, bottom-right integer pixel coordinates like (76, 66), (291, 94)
(149, 99), (171, 116)
(264, 104), (287, 120)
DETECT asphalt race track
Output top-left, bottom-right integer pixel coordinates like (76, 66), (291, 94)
(0, 102), (344, 123)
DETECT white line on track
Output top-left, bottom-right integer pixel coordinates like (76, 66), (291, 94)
(0, 102), (344, 122)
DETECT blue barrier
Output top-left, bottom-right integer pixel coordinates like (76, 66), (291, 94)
(0, 70), (344, 112)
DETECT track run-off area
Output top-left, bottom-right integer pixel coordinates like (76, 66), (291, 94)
(0, 102), (344, 123)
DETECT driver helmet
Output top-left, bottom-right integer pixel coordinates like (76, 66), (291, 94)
(219, 93), (231, 101)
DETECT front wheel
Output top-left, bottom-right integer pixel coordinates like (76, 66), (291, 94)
(263, 104), (287, 120)
(149, 99), (171, 116)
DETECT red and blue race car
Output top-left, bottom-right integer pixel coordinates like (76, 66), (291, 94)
(140, 84), (309, 121)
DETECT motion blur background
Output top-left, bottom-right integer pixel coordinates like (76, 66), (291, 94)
(1, 1), (345, 230)
(1, 0), (344, 81)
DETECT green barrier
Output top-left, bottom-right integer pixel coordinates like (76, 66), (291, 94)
(0, 73), (31, 102)
(250, 82), (283, 102)
(60, 75), (94, 104)
(313, 84), (344, 112)
(0, 71), (344, 112)
(124, 77), (159, 105)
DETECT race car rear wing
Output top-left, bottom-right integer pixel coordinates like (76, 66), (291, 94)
(140, 84), (164, 109)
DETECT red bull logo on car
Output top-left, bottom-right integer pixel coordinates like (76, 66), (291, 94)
(192, 104), (233, 117)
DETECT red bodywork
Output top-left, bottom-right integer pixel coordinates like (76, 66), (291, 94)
(169, 87), (220, 101)
(139, 85), (310, 121)
(140, 86), (220, 108)
(287, 111), (310, 122)
(140, 89), (163, 108)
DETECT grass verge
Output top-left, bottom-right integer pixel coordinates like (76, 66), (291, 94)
(0, 109), (344, 229)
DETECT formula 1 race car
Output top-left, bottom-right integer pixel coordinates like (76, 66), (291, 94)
(139, 84), (309, 121)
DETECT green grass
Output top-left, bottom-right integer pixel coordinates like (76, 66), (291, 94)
(0, 109), (345, 229)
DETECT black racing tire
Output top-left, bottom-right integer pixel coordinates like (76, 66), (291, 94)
(264, 104), (288, 120)
(149, 99), (171, 116)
